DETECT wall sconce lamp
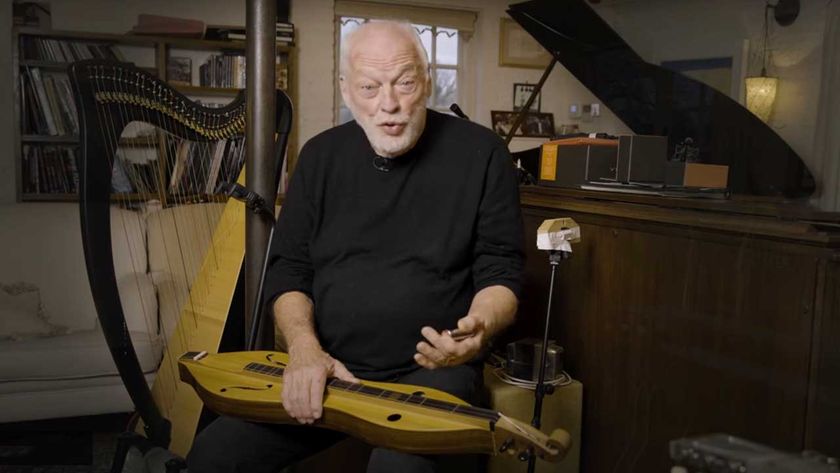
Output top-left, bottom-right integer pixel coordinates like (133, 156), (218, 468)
(745, 0), (799, 122)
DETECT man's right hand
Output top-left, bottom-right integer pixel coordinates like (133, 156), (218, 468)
(282, 343), (359, 424)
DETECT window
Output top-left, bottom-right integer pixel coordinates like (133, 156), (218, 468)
(333, 3), (476, 125)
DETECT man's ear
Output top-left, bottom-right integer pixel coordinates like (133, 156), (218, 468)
(339, 75), (351, 105)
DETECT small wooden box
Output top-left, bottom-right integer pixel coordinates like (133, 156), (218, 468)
(666, 162), (729, 188)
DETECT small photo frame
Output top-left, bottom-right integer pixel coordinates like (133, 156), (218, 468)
(491, 111), (555, 138)
(513, 83), (540, 112)
(167, 56), (192, 85)
(498, 18), (552, 69)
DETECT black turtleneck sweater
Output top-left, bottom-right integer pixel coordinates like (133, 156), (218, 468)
(265, 110), (524, 380)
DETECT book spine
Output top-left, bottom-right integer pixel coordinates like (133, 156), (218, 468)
(29, 68), (58, 135)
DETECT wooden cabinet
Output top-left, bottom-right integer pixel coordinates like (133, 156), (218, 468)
(514, 187), (840, 472)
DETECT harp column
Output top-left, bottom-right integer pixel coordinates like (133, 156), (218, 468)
(246, 0), (277, 349)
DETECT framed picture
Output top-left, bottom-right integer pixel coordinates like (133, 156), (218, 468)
(513, 83), (540, 112)
(498, 18), (552, 69)
(167, 56), (192, 85)
(491, 111), (555, 138)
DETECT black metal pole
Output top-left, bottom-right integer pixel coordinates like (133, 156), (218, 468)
(246, 0), (277, 349)
(527, 250), (568, 472)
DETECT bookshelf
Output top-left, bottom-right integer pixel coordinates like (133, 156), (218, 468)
(12, 26), (294, 203)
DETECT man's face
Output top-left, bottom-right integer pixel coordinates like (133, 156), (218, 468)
(340, 26), (431, 158)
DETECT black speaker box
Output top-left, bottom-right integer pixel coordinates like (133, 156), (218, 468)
(616, 135), (668, 184)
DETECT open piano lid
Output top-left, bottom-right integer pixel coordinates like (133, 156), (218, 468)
(507, 0), (815, 198)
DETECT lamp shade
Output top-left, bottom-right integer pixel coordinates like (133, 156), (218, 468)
(745, 75), (778, 122)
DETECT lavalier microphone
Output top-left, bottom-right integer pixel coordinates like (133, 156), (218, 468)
(372, 155), (393, 172)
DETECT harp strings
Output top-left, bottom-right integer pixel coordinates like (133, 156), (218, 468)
(89, 64), (245, 416)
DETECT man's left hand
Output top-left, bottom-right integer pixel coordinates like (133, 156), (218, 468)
(414, 316), (485, 369)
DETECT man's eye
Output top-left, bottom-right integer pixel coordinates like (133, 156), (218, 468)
(360, 84), (378, 91)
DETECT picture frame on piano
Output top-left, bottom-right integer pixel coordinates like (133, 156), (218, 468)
(498, 18), (552, 69)
(491, 110), (555, 138)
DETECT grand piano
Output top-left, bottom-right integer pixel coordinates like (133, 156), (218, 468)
(508, 0), (815, 198)
(505, 1), (840, 472)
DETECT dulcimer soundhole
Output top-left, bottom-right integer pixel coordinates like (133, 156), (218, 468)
(387, 414), (402, 422)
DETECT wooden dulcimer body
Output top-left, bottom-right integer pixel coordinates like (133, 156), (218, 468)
(178, 351), (571, 462)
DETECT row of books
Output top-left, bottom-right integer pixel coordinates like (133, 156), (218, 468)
(168, 138), (246, 195)
(22, 145), (79, 194)
(108, 137), (247, 196)
(205, 22), (295, 45)
(20, 36), (122, 63)
(21, 68), (79, 136)
(199, 54), (247, 89)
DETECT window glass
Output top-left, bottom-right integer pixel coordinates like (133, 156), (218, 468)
(435, 28), (458, 66)
(434, 69), (457, 109)
(414, 24), (433, 65)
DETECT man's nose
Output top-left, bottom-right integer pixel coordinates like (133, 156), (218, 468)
(379, 86), (399, 113)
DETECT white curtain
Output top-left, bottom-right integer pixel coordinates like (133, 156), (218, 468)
(814, 0), (840, 210)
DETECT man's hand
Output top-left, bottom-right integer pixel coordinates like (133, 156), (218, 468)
(414, 315), (486, 370)
(282, 344), (359, 424)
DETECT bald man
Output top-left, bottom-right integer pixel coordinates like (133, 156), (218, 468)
(188, 21), (524, 473)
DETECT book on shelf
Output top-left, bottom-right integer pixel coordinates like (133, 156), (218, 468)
(27, 68), (57, 135)
(169, 141), (192, 191)
(22, 67), (79, 136)
(20, 35), (123, 62)
(205, 139), (227, 194)
(23, 145), (79, 194)
(198, 54), (246, 89)
(225, 32), (294, 45)
(197, 53), (288, 90)
(166, 138), (244, 196)
(205, 22), (295, 42)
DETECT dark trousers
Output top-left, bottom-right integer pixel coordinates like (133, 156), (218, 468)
(187, 363), (484, 473)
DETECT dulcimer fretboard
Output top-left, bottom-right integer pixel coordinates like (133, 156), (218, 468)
(242, 361), (501, 424)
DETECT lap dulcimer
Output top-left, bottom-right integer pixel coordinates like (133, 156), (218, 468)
(178, 351), (570, 462)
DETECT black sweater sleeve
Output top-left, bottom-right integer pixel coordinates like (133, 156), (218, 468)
(263, 144), (316, 304)
(471, 143), (525, 297)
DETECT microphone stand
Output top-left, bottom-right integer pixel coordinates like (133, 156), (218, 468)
(527, 249), (570, 472)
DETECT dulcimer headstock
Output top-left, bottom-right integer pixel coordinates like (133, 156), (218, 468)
(493, 413), (571, 463)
